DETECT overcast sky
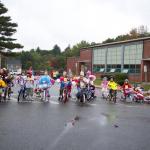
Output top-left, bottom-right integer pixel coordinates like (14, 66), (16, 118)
(4, 0), (150, 51)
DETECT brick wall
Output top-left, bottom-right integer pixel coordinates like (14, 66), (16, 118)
(143, 40), (150, 59)
(128, 74), (141, 82)
(67, 57), (79, 74)
(80, 48), (92, 72)
(80, 49), (92, 60)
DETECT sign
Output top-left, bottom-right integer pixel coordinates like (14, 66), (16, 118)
(144, 65), (147, 73)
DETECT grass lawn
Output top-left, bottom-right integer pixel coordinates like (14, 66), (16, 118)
(94, 78), (102, 86)
(131, 82), (150, 91)
(142, 84), (150, 91)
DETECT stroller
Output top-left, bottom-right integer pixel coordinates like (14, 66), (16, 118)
(120, 88), (133, 102)
(132, 87), (144, 103)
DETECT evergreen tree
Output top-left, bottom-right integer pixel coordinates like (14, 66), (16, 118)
(0, 1), (23, 51)
(52, 44), (61, 56)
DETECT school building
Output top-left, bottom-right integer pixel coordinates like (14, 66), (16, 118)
(67, 37), (150, 82)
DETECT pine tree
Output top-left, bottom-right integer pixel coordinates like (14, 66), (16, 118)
(0, 1), (23, 51)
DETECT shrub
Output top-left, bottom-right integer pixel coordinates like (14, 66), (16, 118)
(101, 73), (128, 85)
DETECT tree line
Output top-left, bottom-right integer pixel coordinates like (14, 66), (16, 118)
(1, 1), (150, 71)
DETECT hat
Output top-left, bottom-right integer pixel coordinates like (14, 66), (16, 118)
(80, 71), (84, 76)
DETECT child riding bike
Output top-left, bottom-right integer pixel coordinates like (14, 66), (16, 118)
(38, 71), (52, 101)
(122, 79), (132, 99)
(107, 77), (118, 102)
(76, 72), (88, 101)
(58, 71), (71, 102)
(0, 76), (7, 101)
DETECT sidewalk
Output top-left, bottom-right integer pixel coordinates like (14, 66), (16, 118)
(95, 85), (101, 88)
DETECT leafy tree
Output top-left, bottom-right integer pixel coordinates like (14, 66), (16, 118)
(52, 44), (61, 56)
(70, 40), (90, 56)
(102, 25), (150, 44)
(0, 1), (23, 51)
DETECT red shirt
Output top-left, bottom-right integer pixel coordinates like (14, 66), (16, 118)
(122, 83), (132, 89)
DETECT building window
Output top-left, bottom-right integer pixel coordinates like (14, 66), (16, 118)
(107, 64), (121, 72)
(107, 46), (122, 65)
(124, 42), (143, 73)
(123, 64), (140, 73)
(93, 48), (106, 65)
(93, 65), (105, 73)
(106, 46), (122, 72)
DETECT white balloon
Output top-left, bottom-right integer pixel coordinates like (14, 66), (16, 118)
(72, 81), (76, 86)
(56, 79), (60, 83)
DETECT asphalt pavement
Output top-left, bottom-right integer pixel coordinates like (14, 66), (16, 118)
(0, 84), (150, 150)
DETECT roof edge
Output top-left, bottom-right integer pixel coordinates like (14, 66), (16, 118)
(81, 36), (150, 50)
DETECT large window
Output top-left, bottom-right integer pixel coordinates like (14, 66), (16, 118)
(107, 64), (121, 72)
(124, 42), (143, 73)
(107, 46), (122, 72)
(93, 65), (105, 73)
(93, 48), (106, 65)
(107, 46), (122, 64)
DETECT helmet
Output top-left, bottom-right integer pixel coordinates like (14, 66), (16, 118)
(60, 77), (64, 82)
(125, 79), (129, 82)
(63, 71), (67, 76)
(80, 71), (84, 76)
(103, 77), (107, 81)
(110, 76), (114, 80)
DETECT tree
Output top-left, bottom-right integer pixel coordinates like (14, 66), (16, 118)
(102, 25), (150, 44)
(52, 44), (61, 56)
(71, 40), (90, 56)
(0, 1), (23, 51)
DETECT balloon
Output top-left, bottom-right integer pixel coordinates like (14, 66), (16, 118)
(56, 78), (60, 83)
(72, 81), (76, 86)
(89, 75), (96, 81)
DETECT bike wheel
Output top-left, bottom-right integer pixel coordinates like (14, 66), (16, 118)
(106, 95), (111, 101)
(7, 87), (11, 100)
(113, 96), (117, 103)
(18, 90), (24, 102)
(42, 90), (46, 102)
(46, 89), (50, 102)
(86, 92), (92, 101)
(62, 90), (66, 103)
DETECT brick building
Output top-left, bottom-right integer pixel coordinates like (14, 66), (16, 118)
(67, 37), (150, 82)
(67, 48), (92, 75)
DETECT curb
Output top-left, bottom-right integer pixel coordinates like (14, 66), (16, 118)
(95, 85), (101, 89)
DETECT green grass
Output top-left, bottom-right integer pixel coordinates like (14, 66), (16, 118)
(94, 78), (102, 86)
(142, 84), (150, 91)
(131, 82), (150, 91)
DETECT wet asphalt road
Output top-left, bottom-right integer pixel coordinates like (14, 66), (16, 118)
(0, 84), (150, 150)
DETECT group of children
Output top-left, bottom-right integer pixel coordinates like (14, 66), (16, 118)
(0, 68), (14, 100)
(58, 71), (96, 100)
(101, 76), (145, 101)
(0, 67), (147, 103)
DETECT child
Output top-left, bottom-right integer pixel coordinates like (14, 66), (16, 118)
(122, 79), (132, 99)
(25, 72), (34, 99)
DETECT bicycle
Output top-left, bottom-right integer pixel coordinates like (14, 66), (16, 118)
(59, 86), (69, 103)
(18, 85), (33, 102)
(106, 89), (117, 103)
(0, 87), (5, 102)
(40, 85), (51, 102)
(5, 82), (14, 100)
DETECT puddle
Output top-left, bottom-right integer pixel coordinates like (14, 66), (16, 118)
(101, 112), (117, 123)
(51, 115), (79, 148)
(99, 115), (108, 126)
(88, 113), (117, 127)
